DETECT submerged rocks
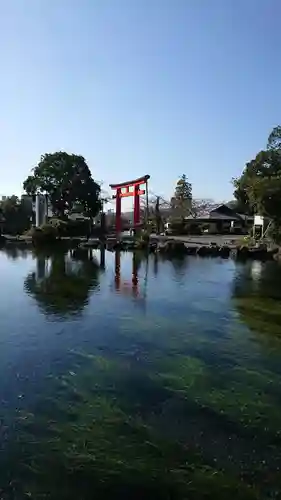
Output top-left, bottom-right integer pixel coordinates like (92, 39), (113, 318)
(157, 240), (230, 258)
(196, 244), (229, 257)
(158, 240), (187, 255)
(185, 246), (197, 255)
(236, 245), (249, 260)
(236, 244), (272, 261)
(219, 246), (231, 258)
(80, 236), (275, 261)
(157, 240), (273, 260)
(79, 238), (100, 249)
(148, 242), (158, 253)
(196, 246), (210, 257)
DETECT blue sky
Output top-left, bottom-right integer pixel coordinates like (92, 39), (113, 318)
(1, 0), (280, 208)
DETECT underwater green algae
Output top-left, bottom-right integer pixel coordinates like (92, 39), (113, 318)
(7, 313), (281, 498)
(1, 252), (281, 499)
(6, 353), (260, 500)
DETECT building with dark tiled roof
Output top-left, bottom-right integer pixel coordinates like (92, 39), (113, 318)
(185, 204), (253, 234)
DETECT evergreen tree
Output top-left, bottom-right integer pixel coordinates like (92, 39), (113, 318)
(172, 174), (192, 220)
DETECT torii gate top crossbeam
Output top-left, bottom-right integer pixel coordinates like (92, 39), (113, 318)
(110, 174), (150, 190)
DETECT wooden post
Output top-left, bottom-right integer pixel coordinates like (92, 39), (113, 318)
(133, 184), (140, 228)
(116, 188), (122, 238)
(146, 179), (149, 225)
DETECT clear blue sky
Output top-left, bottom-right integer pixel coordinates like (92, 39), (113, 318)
(1, 0), (280, 207)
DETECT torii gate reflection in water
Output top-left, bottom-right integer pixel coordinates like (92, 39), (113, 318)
(110, 175), (150, 235)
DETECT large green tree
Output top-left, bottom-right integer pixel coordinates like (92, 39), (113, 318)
(23, 152), (101, 219)
(233, 127), (281, 224)
(232, 180), (253, 215)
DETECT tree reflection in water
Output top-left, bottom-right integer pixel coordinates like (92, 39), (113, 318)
(170, 255), (188, 281)
(2, 245), (29, 261)
(24, 247), (104, 318)
(233, 260), (281, 301)
(232, 260), (281, 355)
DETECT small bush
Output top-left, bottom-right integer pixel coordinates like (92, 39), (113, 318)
(28, 224), (58, 245)
(49, 217), (93, 237)
(239, 235), (256, 247)
(48, 218), (67, 236)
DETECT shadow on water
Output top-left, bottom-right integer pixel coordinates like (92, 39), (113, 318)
(23, 247), (105, 319)
(2, 250), (281, 498)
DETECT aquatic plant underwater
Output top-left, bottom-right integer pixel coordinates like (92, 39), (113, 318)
(1, 253), (281, 499)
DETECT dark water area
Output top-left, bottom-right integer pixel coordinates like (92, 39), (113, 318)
(0, 247), (281, 499)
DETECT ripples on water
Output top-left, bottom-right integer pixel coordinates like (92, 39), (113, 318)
(0, 246), (281, 499)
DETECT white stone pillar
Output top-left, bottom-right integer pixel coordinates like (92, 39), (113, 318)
(44, 194), (48, 223)
(35, 194), (40, 227)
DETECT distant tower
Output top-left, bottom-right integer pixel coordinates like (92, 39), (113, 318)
(34, 194), (49, 227)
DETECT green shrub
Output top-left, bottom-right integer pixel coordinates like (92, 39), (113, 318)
(29, 224), (58, 245)
(48, 217), (93, 237)
(25, 217), (99, 243)
(239, 235), (256, 247)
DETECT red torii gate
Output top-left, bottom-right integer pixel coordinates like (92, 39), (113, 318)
(110, 175), (150, 233)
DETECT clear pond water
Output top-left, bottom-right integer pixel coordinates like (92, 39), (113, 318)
(0, 246), (281, 499)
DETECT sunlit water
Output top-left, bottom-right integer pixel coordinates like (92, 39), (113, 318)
(0, 246), (281, 499)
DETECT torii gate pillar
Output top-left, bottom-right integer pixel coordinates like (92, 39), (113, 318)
(110, 175), (150, 235)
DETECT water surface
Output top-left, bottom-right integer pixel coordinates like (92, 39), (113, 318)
(0, 247), (281, 499)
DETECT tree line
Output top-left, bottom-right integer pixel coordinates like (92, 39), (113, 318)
(0, 195), (33, 235)
(4, 128), (280, 239)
